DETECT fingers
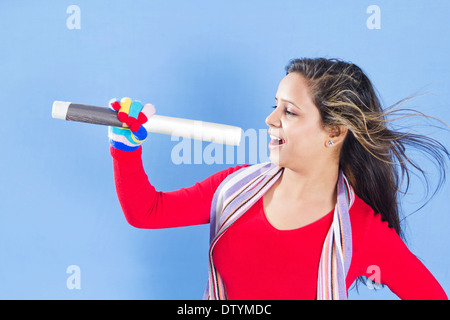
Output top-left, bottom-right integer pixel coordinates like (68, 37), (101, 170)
(127, 100), (142, 120)
(127, 100), (144, 132)
(109, 97), (155, 137)
(137, 103), (156, 124)
(108, 97), (154, 151)
(116, 98), (143, 132)
(131, 124), (148, 141)
(109, 97), (131, 125)
(109, 98), (121, 111)
(118, 97), (132, 123)
(129, 103), (153, 140)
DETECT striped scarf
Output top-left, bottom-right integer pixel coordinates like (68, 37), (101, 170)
(203, 162), (355, 300)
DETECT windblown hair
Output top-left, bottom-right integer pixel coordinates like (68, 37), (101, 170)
(285, 58), (449, 242)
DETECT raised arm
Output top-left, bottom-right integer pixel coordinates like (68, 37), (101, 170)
(107, 97), (248, 229)
(111, 146), (247, 229)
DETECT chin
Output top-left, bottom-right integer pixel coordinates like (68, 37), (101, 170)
(269, 152), (284, 167)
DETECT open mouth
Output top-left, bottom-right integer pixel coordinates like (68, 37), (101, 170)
(269, 135), (286, 146)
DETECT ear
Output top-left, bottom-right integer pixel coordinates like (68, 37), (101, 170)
(326, 125), (348, 147)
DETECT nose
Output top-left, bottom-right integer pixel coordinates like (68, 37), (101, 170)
(265, 107), (281, 128)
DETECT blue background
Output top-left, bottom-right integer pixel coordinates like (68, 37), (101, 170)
(0, 0), (448, 299)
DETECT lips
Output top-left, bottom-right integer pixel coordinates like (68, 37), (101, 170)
(270, 135), (285, 145)
(268, 131), (286, 146)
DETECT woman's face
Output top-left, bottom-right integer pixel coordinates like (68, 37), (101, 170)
(265, 72), (332, 170)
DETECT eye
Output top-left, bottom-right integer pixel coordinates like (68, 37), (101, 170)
(285, 109), (296, 116)
(273, 105), (296, 116)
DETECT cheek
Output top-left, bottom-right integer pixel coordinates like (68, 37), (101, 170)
(288, 123), (327, 150)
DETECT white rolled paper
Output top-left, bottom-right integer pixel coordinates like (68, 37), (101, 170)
(52, 101), (242, 146)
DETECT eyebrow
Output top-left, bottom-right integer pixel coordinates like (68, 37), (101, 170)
(275, 97), (301, 110)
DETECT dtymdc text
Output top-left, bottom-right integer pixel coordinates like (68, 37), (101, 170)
(177, 304), (272, 316)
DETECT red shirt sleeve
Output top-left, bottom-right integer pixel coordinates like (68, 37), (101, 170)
(350, 198), (448, 300)
(110, 146), (248, 229)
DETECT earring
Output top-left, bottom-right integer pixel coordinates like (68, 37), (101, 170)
(328, 140), (335, 146)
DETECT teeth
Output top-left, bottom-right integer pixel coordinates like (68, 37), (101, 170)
(270, 135), (285, 144)
(270, 135), (282, 141)
(270, 135), (284, 143)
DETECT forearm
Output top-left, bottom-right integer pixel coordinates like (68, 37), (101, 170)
(384, 249), (448, 300)
(111, 146), (240, 229)
(366, 218), (448, 300)
(112, 146), (161, 228)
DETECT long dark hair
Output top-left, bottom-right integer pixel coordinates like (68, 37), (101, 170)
(285, 57), (449, 242)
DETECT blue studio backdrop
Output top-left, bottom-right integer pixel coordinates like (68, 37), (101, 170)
(0, 0), (449, 299)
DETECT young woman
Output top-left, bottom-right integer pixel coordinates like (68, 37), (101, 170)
(108, 58), (449, 300)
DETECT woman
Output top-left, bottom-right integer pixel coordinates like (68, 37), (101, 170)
(108, 58), (449, 300)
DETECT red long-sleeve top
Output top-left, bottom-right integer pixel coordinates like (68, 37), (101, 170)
(111, 146), (447, 300)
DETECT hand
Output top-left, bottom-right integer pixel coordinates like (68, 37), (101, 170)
(108, 97), (156, 152)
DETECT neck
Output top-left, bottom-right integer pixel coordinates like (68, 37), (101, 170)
(275, 162), (340, 206)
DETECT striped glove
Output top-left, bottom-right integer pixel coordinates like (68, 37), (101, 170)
(108, 97), (156, 152)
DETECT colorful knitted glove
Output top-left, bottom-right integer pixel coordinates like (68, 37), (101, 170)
(108, 97), (156, 152)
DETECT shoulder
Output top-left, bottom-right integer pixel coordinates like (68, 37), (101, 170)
(349, 195), (393, 231)
(348, 194), (406, 278)
(349, 195), (400, 248)
(211, 163), (252, 179)
(208, 162), (278, 184)
(206, 162), (280, 195)
(203, 163), (252, 188)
